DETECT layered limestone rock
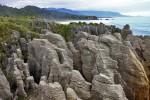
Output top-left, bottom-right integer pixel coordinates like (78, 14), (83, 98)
(28, 30), (149, 100)
(72, 31), (149, 100)
(0, 68), (13, 99)
(5, 52), (37, 98)
(40, 31), (73, 58)
(71, 24), (107, 35)
(1, 24), (150, 100)
(70, 70), (91, 100)
(91, 74), (127, 100)
(73, 32), (126, 99)
(102, 34), (149, 100)
(67, 42), (82, 71)
(28, 38), (73, 88)
(126, 35), (150, 76)
(36, 82), (66, 100)
(126, 34), (150, 99)
(6, 53), (27, 97)
(66, 87), (82, 100)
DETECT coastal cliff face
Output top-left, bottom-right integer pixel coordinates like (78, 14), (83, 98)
(0, 22), (150, 100)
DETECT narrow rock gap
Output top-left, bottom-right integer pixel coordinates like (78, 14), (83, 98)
(135, 48), (146, 62)
(56, 50), (63, 64)
(29, 64), (41, 84)
(47, 65), (51, 81)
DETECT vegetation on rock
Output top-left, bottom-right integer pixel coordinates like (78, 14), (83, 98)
(51, 24), (73, 41)
(0, 16), (41, 42)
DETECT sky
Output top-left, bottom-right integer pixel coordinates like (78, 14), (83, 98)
(0, 0), (150, 16)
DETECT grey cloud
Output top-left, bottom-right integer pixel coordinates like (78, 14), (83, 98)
(0, 0), (150, 15)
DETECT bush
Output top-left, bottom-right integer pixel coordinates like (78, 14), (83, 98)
(51, 24), (72, 41)
(111, 25), (121, 33)
(0, 52), (5, 61)
(0, 16), (44, 60)
(0, 16), (45, 42)
(31, 32), (39, 40)
(7, 39), (18, 46)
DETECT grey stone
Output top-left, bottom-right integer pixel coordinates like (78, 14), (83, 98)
(36, 82), (66, 100)
(91, 75), (127, 100)
(0, 68), (13, 99)
(12, 31), (20, 40)
(28, 39), (73, 88)
(70, 70), (91, 100)
(66, 87), (82, 100)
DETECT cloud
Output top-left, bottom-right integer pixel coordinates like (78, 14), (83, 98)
(0, 0), (150, 16)
(122, 11), (150, 16)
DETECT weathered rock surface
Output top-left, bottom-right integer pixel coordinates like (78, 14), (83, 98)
(71, 24), (108, 35)
(66, 87), (82, 100)
(0, 68), (13, 99)
(67, 42), (82, 71)
(91, 74), (127, 100)
(1, 24), (150, 100)
(101, 34), (149, 100)
(126, 34), (150, 99)
(126, 35), (150, 76)
(36, 82), (66, 100)
(40, 31), (73, 58)
(70, 70), (91, 100)
(28, 38), (73, 88)
(30, 30), (149, 100)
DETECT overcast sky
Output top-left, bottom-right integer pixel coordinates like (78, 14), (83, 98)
(0, 0), (150, 16)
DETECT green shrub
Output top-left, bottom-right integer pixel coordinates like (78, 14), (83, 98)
(7, 39), (18, 46)
(111, 25), (121, 33)
(0, 16), (43, 42)
(51, 24), (73, 41)
(31, 32), (40, 40)
(0, 52), (5, 61)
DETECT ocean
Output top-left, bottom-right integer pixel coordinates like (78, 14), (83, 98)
(56, 17), (150, 36)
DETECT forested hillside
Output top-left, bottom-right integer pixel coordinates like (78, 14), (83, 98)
(0, 5), (97, 20)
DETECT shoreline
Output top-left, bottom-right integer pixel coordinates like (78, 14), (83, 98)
(50, 17), (150, 36)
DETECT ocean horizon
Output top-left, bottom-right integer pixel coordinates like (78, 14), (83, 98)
(56, 16), (150, 36)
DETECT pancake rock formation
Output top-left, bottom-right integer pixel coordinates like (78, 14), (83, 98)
(0, 23), (149, 100)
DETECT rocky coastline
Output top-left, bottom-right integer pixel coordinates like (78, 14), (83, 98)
(0, 20), (150, 100)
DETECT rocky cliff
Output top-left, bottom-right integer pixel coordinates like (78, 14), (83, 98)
(0, 22), (150, 100)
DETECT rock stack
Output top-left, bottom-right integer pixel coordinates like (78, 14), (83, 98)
(0, 24), (149, 100)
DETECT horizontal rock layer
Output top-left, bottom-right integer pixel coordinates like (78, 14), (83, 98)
(0, 24), (149, 100)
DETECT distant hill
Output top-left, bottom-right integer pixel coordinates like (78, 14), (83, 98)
(0, 5), (97, 20)
(45, 8), (126, 17)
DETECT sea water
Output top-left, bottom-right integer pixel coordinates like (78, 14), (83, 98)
(57, 17), (150, 36)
